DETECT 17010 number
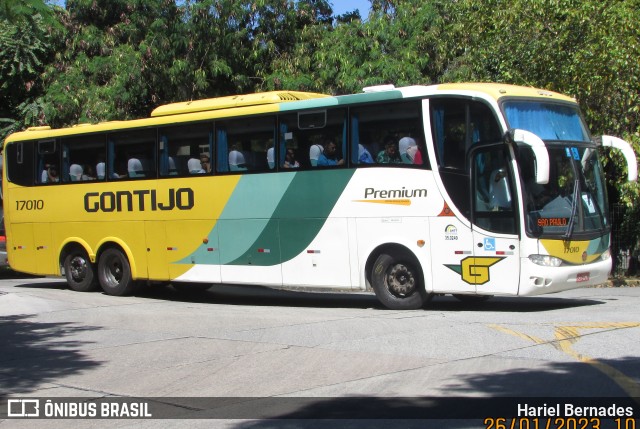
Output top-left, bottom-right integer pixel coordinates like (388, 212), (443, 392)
(15, 199), (44, 211)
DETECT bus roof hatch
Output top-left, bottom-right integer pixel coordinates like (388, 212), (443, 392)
(150, 91), (330, 117)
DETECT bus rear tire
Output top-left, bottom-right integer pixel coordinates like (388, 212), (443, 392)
(64, 250), (98, 292)
(98, 248), (136, 296)
(371, 252), (426, 310)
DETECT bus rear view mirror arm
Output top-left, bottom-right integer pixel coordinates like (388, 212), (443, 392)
(598, 135), (638, 182)
(505, 129), (550, 185)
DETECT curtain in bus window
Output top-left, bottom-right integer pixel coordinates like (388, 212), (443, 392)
(504, 102), (587, 141)
(269, 123), (277, 170)
(342, 117), (347, 161)
(432, 107), (445, 166)
(472, 126), (480, 144)
(37, 157), (45, 183)
(159, 135), (169, 176)
(107, 139), (116, 178)
(216, 129), (228, 172)
(351, 114), (359, 163)
(279, 122), (288, 167)
(61, 146), (70, 182)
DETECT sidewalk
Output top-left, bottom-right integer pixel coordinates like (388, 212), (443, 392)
(601, 276), (640, 287)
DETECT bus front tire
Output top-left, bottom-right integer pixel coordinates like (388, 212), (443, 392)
(64, 250), (99, 292)
(98, 248), (136, 296)
(371, 253), (426, 310)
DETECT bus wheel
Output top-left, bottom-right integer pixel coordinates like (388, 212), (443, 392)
(453, 294), (493, 303)
(98, 248), (135, 296)
(371, 253), (426, 310)
(64, 250), (98, 292)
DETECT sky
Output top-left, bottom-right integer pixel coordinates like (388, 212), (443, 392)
(331, 0), (372, 17)
(48, 0), (373, 17)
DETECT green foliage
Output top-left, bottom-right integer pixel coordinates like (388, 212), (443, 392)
(0, 0), (59, 142)
(263, 0), (440, 94)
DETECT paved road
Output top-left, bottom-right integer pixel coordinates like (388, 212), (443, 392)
(0, 275), (639, 428)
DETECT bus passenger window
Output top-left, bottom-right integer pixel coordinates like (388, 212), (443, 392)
(160, 124), (212, 177)
(5, 141), (35, 186)
(218, 116), (276, 173)
(350, 101), (426, 168)
(109, 129), (156, 180)
(60, 135), (106, 183)
(279, 109), (346, 169)
(36, 139), (60, 184)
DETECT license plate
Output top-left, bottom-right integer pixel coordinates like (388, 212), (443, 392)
(576, 272), (590, 282)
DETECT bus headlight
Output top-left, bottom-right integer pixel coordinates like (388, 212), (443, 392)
(529, 254), (563, 267)
(600, 248), (611, 261)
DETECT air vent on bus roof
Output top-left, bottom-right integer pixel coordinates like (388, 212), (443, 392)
(362, 84), (396, 93)
(150, 91), (330, 117)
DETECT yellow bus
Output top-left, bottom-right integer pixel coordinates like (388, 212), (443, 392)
(2, 84), (637, 309)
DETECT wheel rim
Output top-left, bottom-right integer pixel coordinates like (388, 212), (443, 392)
(385, 263), (417, 298)
(103, 254), (124, 287)
(69, 255), (88, 282)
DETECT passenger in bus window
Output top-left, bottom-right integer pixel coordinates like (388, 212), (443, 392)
(317, 140), (344, 166)
(199, 153), (211, 173)
(376, 137), (401, 164)
(42, 164), (59, 183)
(283, 149), (299, 168)
(399, 137), (418, 164)
(82, 164), (96, 180)
(309, 143), (323, 167)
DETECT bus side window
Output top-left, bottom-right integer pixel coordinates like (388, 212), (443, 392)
(350, 101), (427, 167)
(220, 116), (276, 173)
(37, 140), (60, 184)
(109, 129), (157, 180)
(279, 109), (347, 169)
(6, 141), (35, 186)
(160, 123), (212, 177)
(61, 135), (106, 182)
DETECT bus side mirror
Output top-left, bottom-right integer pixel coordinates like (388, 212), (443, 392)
(598, 135), (638, 182)
(505, 129), (550, 185)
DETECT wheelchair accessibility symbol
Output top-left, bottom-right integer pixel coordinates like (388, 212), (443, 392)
(484, 238), (496, 251)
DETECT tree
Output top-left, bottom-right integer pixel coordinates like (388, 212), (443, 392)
(38, 0), (190, 126)
(263, 0), (441, 94)
(0, 0), (59, 141)
(436, 0), (640, 271)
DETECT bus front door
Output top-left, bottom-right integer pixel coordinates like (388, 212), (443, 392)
(470, 147), (521, 295)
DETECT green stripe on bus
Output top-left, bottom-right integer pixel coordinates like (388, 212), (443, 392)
(225, 169), (355, 266)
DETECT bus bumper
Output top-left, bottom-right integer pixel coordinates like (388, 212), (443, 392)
(518, 256), (611, 296)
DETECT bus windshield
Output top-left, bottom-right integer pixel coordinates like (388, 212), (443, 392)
(518, 145), (608, 237)
(504, 100), (608, 238)
(503, 100), (590, 142)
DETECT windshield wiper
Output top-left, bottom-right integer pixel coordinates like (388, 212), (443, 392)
(564, 179), (580, 240)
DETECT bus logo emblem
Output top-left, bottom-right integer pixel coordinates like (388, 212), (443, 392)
(445, 256), (504, 285)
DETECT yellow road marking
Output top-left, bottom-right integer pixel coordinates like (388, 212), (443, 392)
(490, 322), (640, 398)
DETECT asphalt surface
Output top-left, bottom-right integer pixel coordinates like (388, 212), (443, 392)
(0, 274), (639, 428)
